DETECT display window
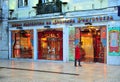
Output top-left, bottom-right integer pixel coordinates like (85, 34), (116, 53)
(12, 30), (33, 58)
(38, 29), (63, 60)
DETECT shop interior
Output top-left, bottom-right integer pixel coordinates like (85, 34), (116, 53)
(80, 25), (107, 63)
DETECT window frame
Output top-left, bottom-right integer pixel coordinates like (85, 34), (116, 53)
(18, 0), (28, 8)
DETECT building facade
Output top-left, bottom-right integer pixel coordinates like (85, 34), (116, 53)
(0, 0), (9, 59)
(3, 0), (120, 65)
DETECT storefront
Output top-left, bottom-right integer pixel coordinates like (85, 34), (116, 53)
(8, 11), (120, 64)
(8, 17), (70, 62)
(67, 12), (120, 64)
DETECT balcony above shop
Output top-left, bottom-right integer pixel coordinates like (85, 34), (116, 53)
(33, 0), (63, 15)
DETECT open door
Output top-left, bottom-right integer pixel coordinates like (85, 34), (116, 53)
(80, 26), (106, 63)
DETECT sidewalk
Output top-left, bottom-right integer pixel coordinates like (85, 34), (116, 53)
(0, 59), (120, 82)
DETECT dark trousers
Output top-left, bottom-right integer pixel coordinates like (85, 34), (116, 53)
(74, 59), (81, 66)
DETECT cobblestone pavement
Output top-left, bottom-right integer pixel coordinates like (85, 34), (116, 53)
(0, 59), (120, 82)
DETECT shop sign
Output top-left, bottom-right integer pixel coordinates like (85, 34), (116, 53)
(11, 15), (113, 27)
(12, 23), (22, 27)
(11, 21), (44, 27)
(52, 19), (75, 25)
(77, 16), (113, 23)
(23, 21), (44, 26)
(11, 18), (76, 27)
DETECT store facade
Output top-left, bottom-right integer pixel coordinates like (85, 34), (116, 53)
(8, 17), (69, 62)
(8, 8), (120, 65)
(67, 9), (120, 65)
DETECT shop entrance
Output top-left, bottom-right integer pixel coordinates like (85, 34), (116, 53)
(80, 26), (106, 63)
(38, 29), (63, 60)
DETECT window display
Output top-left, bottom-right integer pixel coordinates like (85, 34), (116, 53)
(12, 30), (33, 58)
(38, 29), (63, 60)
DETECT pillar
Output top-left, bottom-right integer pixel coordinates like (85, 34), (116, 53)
(33, 29), (37, 60)
(63, 25), (69, 62)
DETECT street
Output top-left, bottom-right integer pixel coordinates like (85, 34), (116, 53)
(0, 59), (120, 82)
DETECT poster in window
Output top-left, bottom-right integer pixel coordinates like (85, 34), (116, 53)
(109, 31), (119, 52)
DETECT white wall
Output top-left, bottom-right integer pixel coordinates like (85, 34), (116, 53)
(0, 0), (9, 59)
(9, 0), (109, 18)
(107, 21), (120, 65)
(108, 0), (120, 7)
(61, 0), (108, 12)
(9, 0), (38, 18)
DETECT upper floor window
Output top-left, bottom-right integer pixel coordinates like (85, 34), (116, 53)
(18, 0), (28, 8)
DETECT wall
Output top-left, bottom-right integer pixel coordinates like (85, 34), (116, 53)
(108, 0), (120, 7)
(9, 0), (38, 18)
(0, 0), (9, 59)
(9, 0), (108, 18)
(62, 0), (108, 12)
(107, 21), (120, 65)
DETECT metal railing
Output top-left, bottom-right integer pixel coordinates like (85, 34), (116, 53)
(34, 1), (62, 15)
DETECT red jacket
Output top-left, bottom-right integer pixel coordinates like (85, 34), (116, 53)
(75, 45), (81, 59)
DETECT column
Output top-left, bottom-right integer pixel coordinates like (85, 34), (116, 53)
(9, 30), (12, 59)
(63, 25), (69, 62)
(33, 29), (37, 60)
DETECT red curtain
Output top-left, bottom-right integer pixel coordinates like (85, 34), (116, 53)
(38, 32), (43, 59)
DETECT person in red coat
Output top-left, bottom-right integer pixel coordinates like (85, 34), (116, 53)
(74, 43), (82, 67)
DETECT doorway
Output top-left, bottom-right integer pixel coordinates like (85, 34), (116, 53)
(80, 26), (107, 63)
(38, 29), (63, 60)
